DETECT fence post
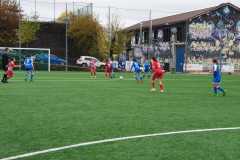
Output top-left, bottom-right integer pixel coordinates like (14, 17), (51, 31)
(65, 3), (68, 72)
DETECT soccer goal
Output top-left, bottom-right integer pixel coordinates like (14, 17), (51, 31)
(0, 47), (51, 72)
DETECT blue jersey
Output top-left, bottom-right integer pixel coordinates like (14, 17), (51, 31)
(24, 58), (33, 70)
(144, 62), (151, 72)
(213, 64), (221, 83)
(131, 62), (141, 73)
(118, 61), (126, 70)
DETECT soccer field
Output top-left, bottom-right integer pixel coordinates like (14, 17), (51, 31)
(0, 72), (240, 160)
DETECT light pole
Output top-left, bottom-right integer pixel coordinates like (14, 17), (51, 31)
(53, 0), (56, 22)
(148, 9), (152, 60)
(108, 6), (111, 58)
(219, 40), (225, 72)
(65, 3), (69, 72)
(171, 27), (177, 73)
(18, 0), (22, 70)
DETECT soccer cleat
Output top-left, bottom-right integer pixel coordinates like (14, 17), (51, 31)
(222, 91), (226, 96)
(150, 88), (156, 92)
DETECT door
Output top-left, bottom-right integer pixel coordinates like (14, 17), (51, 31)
(176, 46), (185, 72)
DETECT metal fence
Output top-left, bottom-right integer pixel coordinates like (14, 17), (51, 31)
(14, 0), (155, 71)
(4, 0), (240, 73)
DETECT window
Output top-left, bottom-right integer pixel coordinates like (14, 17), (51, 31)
(153, 30), (158, 40)
(143, 31), (149, 44)
(177, 27), (184, 42)
(163, 28), (171, 42)
(135, 32), (139, 44)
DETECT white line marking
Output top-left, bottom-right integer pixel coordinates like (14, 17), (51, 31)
(1, 127), (240, 160)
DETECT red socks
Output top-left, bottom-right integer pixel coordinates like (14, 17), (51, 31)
(160, 84), (164, 91)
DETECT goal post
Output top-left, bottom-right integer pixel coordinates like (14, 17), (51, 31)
(0, 47), (51, 72)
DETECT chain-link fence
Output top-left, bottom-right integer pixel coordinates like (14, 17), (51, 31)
(12, 0), (153, 71)
(2, 1), (240, 73)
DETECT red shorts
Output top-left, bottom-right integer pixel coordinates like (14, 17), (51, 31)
(6, 70), (14, 78)
(90, 67), (96, 72)
(152, 70), (164, 80)
(105, 68), (111, 73)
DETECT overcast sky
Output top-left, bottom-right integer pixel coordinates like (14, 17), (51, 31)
(21, 0), (240, 27)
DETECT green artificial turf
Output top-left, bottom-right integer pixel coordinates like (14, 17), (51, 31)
(0, 71), (240, 160)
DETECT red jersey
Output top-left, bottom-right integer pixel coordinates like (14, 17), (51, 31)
(105, 61), (112, 72)
(90, 60), (96, 69)
(151, 60), (163, 73)
(7, 61), (15, 71)
(6, 61), (16, 78)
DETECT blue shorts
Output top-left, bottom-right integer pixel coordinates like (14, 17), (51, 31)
(144, 69), (150, 73)
(26, 68), (33, 72)
(213, 77), (221, 83)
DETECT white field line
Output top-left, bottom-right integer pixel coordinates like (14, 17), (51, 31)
(1, 127), (240, 160)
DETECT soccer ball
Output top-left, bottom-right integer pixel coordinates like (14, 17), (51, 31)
(119, 76), (124, 80)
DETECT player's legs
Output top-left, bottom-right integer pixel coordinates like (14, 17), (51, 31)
(212, 78), (225, 96)
(1, 67), (8, 83)
(29, 70), (34, 81)
(104, 69), (108, 79)
(2, 74), (8, 83)
(159, 80), (164, 93)
(25, 71), (28, 81)
(90, 68), (96, 79)
(135, 72), (142, 83)
(159, 73), (164, 93)
(212, 83), (218, 95)
(111, 70), (114, 79)
(150, 72), (157, 91)
(135, 72), (139, 83)
(138, 72), (143, 84)
(212, 83), (225, 96)
(93, 69), (97, 79)
(147, 71), (151, 78)
(25, 69), (30, 81)
(105, 70), (111, 79)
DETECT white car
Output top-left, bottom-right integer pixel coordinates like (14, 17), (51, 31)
(76, 56), (105, 67)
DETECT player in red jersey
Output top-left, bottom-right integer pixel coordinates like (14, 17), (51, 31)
(104, 59), (112, 79)
(150, 57), (165, 92)
(90, 59), (97, 79)
(6, 58), (19, 80)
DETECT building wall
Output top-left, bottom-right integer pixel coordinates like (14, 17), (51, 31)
(130, 22), (186, 63)
(29, 22), (66, 58)
(187, 5), (240, 72)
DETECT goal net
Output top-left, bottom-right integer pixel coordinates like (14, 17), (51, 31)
(0, 47), (51, 72)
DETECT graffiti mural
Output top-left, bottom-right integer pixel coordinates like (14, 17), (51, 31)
(189, 21), (214, 39)
(188, 5), (240, 66)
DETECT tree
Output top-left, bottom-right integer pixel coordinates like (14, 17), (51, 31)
(56, 12), (73, 23)
(0, 0), (21, 46)
(18, 18), (40, 47)
(57, 12), (108, 60)
(109, 15), (132, 58)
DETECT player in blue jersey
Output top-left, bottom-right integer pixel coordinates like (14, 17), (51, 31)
(24, 56), (34, 82)
(143, 60), (151, 79)
(131, 59), (143, 83)
(118, 59), (126, 79)
(212, 59), (226, 96)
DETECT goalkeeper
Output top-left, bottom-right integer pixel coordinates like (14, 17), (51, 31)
(24, 56), (34, 82)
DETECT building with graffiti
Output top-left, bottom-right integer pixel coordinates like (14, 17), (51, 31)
(126, 3), (240, 72)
